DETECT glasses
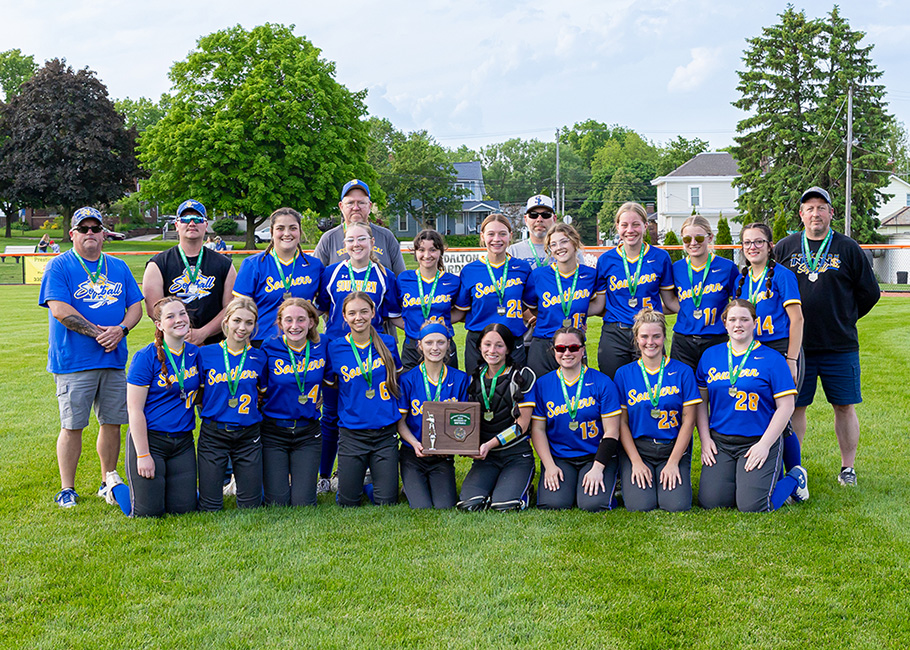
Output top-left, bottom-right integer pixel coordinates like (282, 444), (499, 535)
(528, 211), (554, 220)
(549, 238), (572, 250)
(682, 235), (707, 244)
(342, 200), (370, 208)
(742, 239), (769, 249)
(344, 236), (371, 245)
(74, 225), (103, 234)
(554, 344), (584, 353)
(178, 216), (206, 224)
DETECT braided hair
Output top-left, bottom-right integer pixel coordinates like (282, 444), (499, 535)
(152, 296), (187, 387)
(735, 222), (776, 302)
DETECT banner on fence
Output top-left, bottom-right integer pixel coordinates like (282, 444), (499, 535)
(24, 256), (54, 285)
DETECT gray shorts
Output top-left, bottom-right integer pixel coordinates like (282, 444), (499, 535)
(54, 368), (128, 430)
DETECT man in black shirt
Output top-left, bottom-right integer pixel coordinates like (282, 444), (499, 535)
(775, 187), (880, 487)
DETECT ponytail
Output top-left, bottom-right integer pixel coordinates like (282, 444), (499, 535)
(151, 296), (186, 387)
(369, 325), (400, 399)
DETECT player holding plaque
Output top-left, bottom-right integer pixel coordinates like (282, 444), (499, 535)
(530, 327), (621, 511)
(396, 324), (471, 509)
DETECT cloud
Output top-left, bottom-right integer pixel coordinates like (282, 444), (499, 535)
(667, 47), (722, 93)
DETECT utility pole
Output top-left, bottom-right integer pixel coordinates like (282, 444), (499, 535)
(555, 128), (561, 214)
(845, 85), (853, 238)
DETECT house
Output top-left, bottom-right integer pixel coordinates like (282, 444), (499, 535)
(390, 161), (500, 238)
(650, 152), (743, 238)
(873, 174), (910, 284)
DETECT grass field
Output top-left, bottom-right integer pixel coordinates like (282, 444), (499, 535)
(1, 255), (909, 648)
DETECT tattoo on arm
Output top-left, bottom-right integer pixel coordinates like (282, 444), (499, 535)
(61, 314), (102, 338)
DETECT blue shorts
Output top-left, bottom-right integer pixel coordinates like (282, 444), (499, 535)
(796, 351), (862, 407)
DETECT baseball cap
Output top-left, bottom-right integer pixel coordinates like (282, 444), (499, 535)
(799, 186), (832, 205)
(341, 179), (371, 201)
(72, 207), (103, 227)
(177, 199), (207, 220)
(525, 194), (555, 214)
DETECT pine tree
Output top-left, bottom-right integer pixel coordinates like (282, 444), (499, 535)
(716, 216), (733, 261)
(772, 211), (789, 243)
(663, 230), (683, 263)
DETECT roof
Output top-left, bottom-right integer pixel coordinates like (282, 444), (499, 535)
(665, 152), (741, 178)
(453, 161), (483, 181)
(463, 200), (500, 212)
(879, 206), (910, 227)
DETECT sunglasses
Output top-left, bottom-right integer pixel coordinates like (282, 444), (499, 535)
(528, 211), (554, 220)
(74, 225), (103, 234)
(682, 234), (707, 244)
(554, 344), (584, 353)
(178, 216), (206, 224)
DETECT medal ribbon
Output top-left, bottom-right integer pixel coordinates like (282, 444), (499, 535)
(483, 256), (509, 308)
(554, 264), (580, 322)
(801, 228), (833, 274)
(558, 366), (586, 421)
(284, 337), (311, 397)
(417, 270), (441, 320)
(221, 341), (250, 399)
(637, 357), (666, 410)
(727, 340), (757, 393)
(177, 245), (204, 286)
(686, 254), (714, 311)
(420, 362), (445, 402)
(746, 266), (768, 304)
(272, 250), (297, 294)
(348, 334), (374, 390)
(72, 251), (107, 287)
(347, 260), (373, 293)
(529, 242), (546, 268)
(620, 244), (646, 298)
(479, 364), (506, 412)
(163, 345), (186, 393)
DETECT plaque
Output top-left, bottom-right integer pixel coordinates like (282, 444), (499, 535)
(422, 401), (481, 455)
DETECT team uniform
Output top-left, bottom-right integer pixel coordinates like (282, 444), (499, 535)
(531, 368), (621, 511)
(313, 222), (407, 275)
(261, 336), (327, 506)
(455, 256), (533, 375)
(614, 358), (701, 512)
(397, 365), (471, 509)
(695, 343), (798, 512)
(233, 250), (324, 345)
(125, 342), (202, 516)
(670, 255), (739, 370)
(197, 342), (268, 511)
(317, 262), (401, 340)
(325, 334), (403, 506)
(595, 244), (674, 378)
(397, 269), (461, 371)
(522, 263), (601, 379)
(737, 264), (801, 351)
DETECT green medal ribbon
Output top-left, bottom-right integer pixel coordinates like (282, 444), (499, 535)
(417, 270), (441, 320)
(529, 242), (547, 268)
(727, 340), (757, 393)
(746, 266), (769, 304)
(221, 341), (250, 399)
(483, 256), (510, 308)
(272, 250), (297, 294)
(801, 228), (833, 273)
(420, 362), (445, 402)
(479, 363), (507, 412)
(347, 260), (373, 293)
(686, 253), (714, 311)
(558, 366), (586, 421)
(637, 356), (666, 409)
(72, 251), (107, 288)
(284, 337), (311, 397)
(554, 263), (580, 322)
(619, 244), (646, 298)
(177, 245), (204, 286)
(348, 334), (374, 390)
(163, 345), (186, 393)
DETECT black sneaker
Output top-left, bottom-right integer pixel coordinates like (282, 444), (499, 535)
(837, 467), (857, 487)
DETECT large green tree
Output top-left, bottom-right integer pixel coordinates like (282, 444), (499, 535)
(732, 6), (891, 242)
(0, 49), (37, 236)
(138, 23), (376, 249)
(656, 136), (711, 176)
(116, 95), (170, 132)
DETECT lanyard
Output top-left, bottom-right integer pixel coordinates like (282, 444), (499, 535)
(177, 246), (203, 286)
(637, 357), (666, 409)
(558, 366), (586, 420)
(347, 260), (373, 292)
(554, 263), (580, 321)
(529, 242), (547, 268)
(348, 334), (374, 389)
(417, 270), (441, 320)
(420, 362), (445, 402)
(221, 342), (249, 398)
(727, 340), (757, 392)
(272, 250), (297, 294)
(686, 254), (714, 310)
(619, 244), (645, 298)
(73, 251), (107, 287)
(801, 228), (833, 272)
(483, 256), (509, 306)
(163, 345), (186, 393)
(746, 266), (768, 303)
(284, 338), (311, 396)
(479, 364), (506, 412)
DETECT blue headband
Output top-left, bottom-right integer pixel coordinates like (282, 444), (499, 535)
(418, 323), (451, 340)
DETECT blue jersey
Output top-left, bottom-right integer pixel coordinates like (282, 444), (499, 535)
(614, 358), (702, 441)
(595, 244), (674, 325)
(740, 264), (801, 343)
(325, 334), (403, 430)
(672, 255), (740, 336)
(696, 342), (797, 438)
(233, 250), (323, 342)
(317, 262), (401, 340)
(456, 256), (532, 337)
(39, 250), (143, 373)
(261, 335), (327, 421)
(397, 365), (471, 447)
(198, 343), (268, 427)
(397, 269), (460, 338)
(127, 342), (203, 433)
(523, 263), (601, 338)
(531, 367), (621, 458)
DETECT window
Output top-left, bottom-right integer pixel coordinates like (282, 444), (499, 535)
(906, 193), (910, 207)
(689, 186), (701, 208)
(454, 182), (464, 190)
(398, 212), (407, 232)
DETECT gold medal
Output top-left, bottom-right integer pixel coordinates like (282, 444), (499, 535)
(568, 421), (579, 431)
(728, 387), (738, 397)
(365, 389), (375, 399)
(497, 305), (507, 316)
(484, 412), (494, 421)
(650, 408), (661, 419)
(628, 298), (637, 308)
(298, 395), (308, 405)
(562, 318), (571, 327)
(228, 397), (239, 408)
(693, 309), (703, 320)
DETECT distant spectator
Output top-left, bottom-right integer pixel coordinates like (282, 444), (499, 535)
(38, 234), (50, 253)
(213, 236), (227, 252)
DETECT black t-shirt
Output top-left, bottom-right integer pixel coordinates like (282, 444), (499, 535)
(148, 245), (234, 345)
(775, 230), (880, 354)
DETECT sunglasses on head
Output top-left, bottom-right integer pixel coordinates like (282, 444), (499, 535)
(554, 344), (584, 353)
(179, 216), (206, 224)
(74, 225), (103, 234)
(682, 234), (707, 244)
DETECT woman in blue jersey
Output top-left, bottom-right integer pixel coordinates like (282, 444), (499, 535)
(233, 207), (324, 347)
(455, 214), (533, 376)
(325, 292), (403, 507)
(669, 215), (740, 371)
(696, 299), (808, 512)
(523, 223), (603, 381)
(457, 323), (536, 512)
(197, 297), (268, 511)
(595, 202), (676, 379)
(261, 298), (326, 506)
(396, 323), (471, 509)
(397, 229), (462, 372)
(125, 297), (202, 517)
(615, 308), (701, 512)
(530, 327), (621, 511)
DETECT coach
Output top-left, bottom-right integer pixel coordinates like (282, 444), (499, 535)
(40, 207), (143, 508)
(313, 180), (406, 274)
(775, 186), (880, 487)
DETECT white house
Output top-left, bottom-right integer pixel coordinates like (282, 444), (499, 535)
(651, 152), (743, 238)
(875, 174), (910, 238)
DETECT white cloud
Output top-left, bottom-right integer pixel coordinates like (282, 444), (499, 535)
(667, 47), (722, 93)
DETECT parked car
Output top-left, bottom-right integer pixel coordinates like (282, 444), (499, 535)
(103, 227), (126, 241)
(254, 226), (271, 243)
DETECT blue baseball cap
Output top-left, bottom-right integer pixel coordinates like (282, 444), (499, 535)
(799, 186), (832, 205)
(177, 199), (207, 220)
(72, 207), (103, 227)
(340, 179), (371, 201)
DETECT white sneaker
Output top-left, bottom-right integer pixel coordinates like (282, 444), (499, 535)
(788, 465), (809, 502)
(103, 470), (124, 505)
(316, 477), (331, 495)
(222, 475), (236, 497)
(329, 472), (339, 492)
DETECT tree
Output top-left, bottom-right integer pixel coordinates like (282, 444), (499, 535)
(0, 49), (37, 237)
(116, 95), (169, 132)
(772, 211), (789, 243)
(716, 215), (733, 261)
(138, 23), (377, 249)
(884, 120), (910, 179)
(657, 136), (711, 176)
(663, 230), (683, 263)
(0, 58), (138, 239)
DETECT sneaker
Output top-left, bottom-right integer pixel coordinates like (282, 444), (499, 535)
(316, 477), (331, 495)
(97, 482), (108, 498)
(103, 471), (124, 505)
(363, 468), (373, 486)
(837, 467), (857, 487)
(329, 471), (339, 492)
(222, 475), (236, 497)
(788, 465), (809, 502)
(55, 488), (79, 508)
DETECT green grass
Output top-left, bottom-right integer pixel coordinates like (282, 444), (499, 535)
(2, 283), (910, 647)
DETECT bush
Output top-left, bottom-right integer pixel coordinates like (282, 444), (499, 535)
(40, 218), (61, 230)
(444, 234), (480, 248)
(14, 220), (31, 232)
(212, 217), (239, 236)
(716, 215), (733, 260)
(663, 230), (683, 263)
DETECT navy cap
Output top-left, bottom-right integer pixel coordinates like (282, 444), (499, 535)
(177, 199), (207, 220)
(340, 179), (371, 201)
(799, 186), (832, 205)
(72, 207), (103, 227)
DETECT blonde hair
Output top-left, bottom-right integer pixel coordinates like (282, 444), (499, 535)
(545, 223), (583, 254)
(479, 213), (513, 247)
(614, 202), (648, 229)
(680, 215), (713, 238)
(631, 307), (667, 357)
(221, 296), (259, 339)
(344, 222), (385, 272)
(341, 292), (400, 398)
(276, 298), (321, 345)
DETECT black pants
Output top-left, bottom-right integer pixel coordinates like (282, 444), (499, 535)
(537, 455), (616, 512)
(669, 332), (728, 372)
(464, 330), (527, 377)
(698, 431), (782, 513)
(526, 337), (558, 381)
(400, 337), (458, 373)
(620, 438), (692, 512)
(458, 441), (535, 511)
(399, 444), (457, 509)
(197, 420), (263, 511)
(261, 417), (322, 507)
(596, 322), (637, 379)
(126, 430), (197, 517)
(761, 338), (805, 393)
(337, 424), (399, 507)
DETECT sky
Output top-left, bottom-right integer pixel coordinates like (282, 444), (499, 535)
(4, 0), (910, 154)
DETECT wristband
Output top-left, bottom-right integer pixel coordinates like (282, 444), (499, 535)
(594, 437), (618, 466)
(137, 453), (150, 459)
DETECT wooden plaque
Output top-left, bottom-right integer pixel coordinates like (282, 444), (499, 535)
(421, 401), (481, 455)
